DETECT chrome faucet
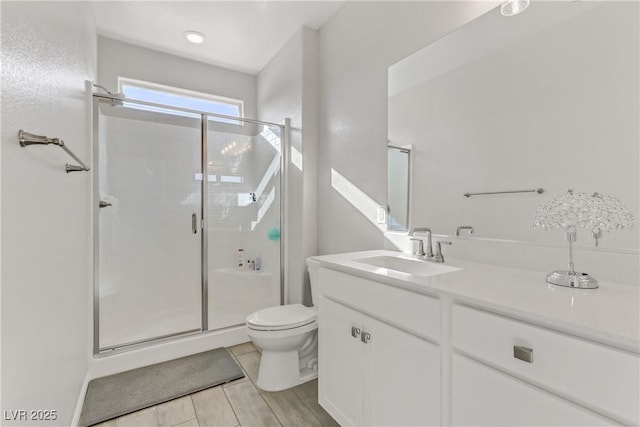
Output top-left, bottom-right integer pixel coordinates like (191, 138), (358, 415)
(408, 227), (434, 258)
(434, 241), (452, 263)
(456, 225), (475, 236)
(410, 237), (426, 257)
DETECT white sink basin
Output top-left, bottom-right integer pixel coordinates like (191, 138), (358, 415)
(354, 255), (461, 277)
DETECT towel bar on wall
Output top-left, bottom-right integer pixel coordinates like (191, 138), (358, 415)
(18, 129), (90, 173)
(464, 188), (544, 197)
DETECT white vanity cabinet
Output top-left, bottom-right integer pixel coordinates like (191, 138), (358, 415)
(311, 251), (639, 427)
(451, 304), (639, 426)
(316, 268), (441, 427)
(319, 298), (364, 426)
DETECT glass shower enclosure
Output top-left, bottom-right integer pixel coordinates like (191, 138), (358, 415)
(93, 95), (285, 354)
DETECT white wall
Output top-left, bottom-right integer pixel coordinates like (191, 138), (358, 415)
(1, 2), (96, 425)
(257, 27), (319, 305)
(316, 1), (498, 256)
(98, 37), (258, 120)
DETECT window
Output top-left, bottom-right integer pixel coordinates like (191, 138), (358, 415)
(118, 77), (243, 123)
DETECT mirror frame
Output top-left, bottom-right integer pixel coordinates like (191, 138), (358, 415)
(387, 144), (412, 232)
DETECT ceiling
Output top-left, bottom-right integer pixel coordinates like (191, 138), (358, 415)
(93, 1), (345, 75)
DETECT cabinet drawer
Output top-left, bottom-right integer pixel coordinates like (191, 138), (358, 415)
(318, 267), (440, 342)
(452, 354), (615, 426)
(452, 304), (639, 425)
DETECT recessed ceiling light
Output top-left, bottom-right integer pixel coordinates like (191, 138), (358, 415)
(500, 0), (530, 16)
(184, 31), (206, 44)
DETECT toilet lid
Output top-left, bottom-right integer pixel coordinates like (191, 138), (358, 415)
(246, 304), (316, 330)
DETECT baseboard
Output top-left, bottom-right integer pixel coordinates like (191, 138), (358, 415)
(71, 373), (91, 427)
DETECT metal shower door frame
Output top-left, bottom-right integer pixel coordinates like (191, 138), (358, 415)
(92, 93), (288, 356)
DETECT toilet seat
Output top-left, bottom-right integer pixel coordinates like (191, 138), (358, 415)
(246, 304), (316, 331)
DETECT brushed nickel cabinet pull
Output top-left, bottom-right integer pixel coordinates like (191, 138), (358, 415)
(514, 345), (533, 363)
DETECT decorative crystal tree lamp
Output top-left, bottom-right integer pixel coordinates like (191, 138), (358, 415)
(533, 189), (634, 289)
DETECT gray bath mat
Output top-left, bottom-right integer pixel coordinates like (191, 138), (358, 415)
(79, 348), (244, 426)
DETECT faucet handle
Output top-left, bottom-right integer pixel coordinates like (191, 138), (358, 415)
(410, 237), (426, 257)
(434, 241), (452, 263)
(456, 225), (475, 236)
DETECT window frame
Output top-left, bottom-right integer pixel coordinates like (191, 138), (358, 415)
(117, 77), (244, 119)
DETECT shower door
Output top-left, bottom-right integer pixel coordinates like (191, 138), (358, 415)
(95, 99), (202, 351)
(206, 120), (283, 330)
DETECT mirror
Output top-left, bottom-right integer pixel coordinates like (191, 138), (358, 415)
(388, 1), (638, 251)
(387, 145), (411, 231)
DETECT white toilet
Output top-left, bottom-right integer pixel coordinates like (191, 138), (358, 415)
(245, 261), (320, 391)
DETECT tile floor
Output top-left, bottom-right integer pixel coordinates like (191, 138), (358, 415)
(93, 343), (339, 427)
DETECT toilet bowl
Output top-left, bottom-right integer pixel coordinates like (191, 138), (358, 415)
(246, 303), (318, 391)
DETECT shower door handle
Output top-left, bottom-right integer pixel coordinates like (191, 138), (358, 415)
(192, 213), (197, 234)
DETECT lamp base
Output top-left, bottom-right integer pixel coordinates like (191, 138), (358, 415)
(546, 270), (598, 289)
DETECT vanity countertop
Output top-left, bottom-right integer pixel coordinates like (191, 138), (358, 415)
(309, 250), (639, 354)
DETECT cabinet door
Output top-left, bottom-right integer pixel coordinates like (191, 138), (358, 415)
(318, 297), (365, 426)
(364, 316), (441, 426)
(452, 354), (615, 426)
